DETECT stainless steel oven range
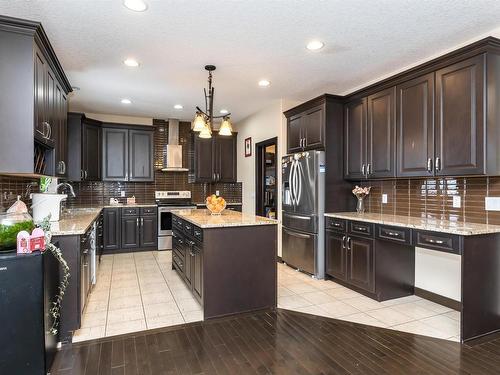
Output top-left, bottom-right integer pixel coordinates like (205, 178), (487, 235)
(156, 190), (196, 250)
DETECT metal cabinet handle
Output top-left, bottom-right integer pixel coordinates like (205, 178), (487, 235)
(427, 158), (433, 173)
(435, 157), (441, 172)
(136, 217), (139, 227)
(81, 170), (84, 179)
(46, 123), (52, 139)
(367, 163), (372, 176)
(347, 237), (352, 251)
(425, 238), (444, 245)
(141, 218), (144, 226)
(85, 170), (88, 179)
(341, 235), (346, 249)
(333, 222), (341, 227)
(354, 226), (367, 232)
(61, 160), (66, 174)
(384, 230), (400, 237)
(361, 164), (366, 176)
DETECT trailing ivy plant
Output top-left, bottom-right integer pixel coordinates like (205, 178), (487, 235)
(40, 215), (70, 336)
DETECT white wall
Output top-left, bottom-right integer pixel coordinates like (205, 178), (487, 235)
(84, 112), (153, 126)
(234, 99), (300, 256)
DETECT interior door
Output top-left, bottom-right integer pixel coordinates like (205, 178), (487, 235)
(397, 73), (435, 177)
(346, 236), (375, 293)
(367, 87), (396, 178)
(325, 230), (347, 281)
(282, 227), (316, 274)
(287, 114), (303, 153)
(344, 98), (367, 179)
(435, 54), (485, 176)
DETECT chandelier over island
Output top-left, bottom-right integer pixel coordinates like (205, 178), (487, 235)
(192, 65), (233, 138)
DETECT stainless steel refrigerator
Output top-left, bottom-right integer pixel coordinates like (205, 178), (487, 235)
(282, 150), (325, 279)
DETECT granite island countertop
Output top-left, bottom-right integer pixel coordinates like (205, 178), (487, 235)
(325, 212), (500, 236)
(172, 208), (277, 229)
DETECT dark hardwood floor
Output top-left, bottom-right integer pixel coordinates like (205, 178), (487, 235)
(51, 308), (500, 375)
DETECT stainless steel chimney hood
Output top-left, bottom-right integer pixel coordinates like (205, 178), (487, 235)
(161, 119), (189, 172)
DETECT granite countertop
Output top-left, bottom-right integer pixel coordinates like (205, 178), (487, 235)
(102, 203), (157, 208)
(50, 208), (102, 236)
(325, 212), (500, 236)
(172, 208), (278, 229)
(194, 202), (242, 206)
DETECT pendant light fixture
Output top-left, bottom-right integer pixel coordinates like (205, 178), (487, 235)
(192, 65), (233, 137)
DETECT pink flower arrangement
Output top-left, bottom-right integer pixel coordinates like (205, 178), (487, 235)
(352, 185), (371, 198)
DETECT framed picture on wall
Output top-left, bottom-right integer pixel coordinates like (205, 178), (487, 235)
(245, 137), (252, 157)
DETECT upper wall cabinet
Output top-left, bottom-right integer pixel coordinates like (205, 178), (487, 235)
(67, 113), (102, 181)
(102, 126), (154, 182)
(344, 88), (396, 179)
(0, 16), (72, 175)
(285, 103), (325, 153)
(193, 131), (237, 183)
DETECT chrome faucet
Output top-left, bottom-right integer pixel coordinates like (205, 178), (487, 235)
(56, 182), (76, 197)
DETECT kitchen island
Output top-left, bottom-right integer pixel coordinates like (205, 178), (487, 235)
(172, 209), (278, 319)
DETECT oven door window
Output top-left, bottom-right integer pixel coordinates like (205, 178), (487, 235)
(160, 211), (172, 231)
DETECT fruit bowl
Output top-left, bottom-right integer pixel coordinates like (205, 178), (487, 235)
(206, 195), (227, 215)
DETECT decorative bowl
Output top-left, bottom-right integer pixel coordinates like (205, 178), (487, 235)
(206, 195), (227, 215)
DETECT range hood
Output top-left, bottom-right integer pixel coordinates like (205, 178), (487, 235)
(161, 119), (189, 172)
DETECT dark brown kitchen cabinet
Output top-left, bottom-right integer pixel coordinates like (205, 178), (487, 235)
(121, 216), (141, 249)
(285, 104), (325, 153)
(193, 131), (237, 183)
(366, 87), (396, 178)
(129, 130), (154, 181)
(102, 127), (154, 182)
(435, 54), (485, 176)
(325, 230), (347, 281)
(397, 73), (435, 177)
(67, 113), (102, 181)
(140, 215), (157, 248)
(346, 236), (375, 293)
(54, 85), (68, 176)
(344, 98), (367, 179)
(192, 242), (203, 302)
(103, 208), (121, 251)
(102, 128), (128, 181)
(34, 48), (47, 143)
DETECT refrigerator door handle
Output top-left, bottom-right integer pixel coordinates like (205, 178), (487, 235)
(290, 160), (298, 206)
(296, 162), (303, 205)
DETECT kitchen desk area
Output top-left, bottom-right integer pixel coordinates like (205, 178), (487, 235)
(324, 212), (500, 343)
(171, 209), (278, 319)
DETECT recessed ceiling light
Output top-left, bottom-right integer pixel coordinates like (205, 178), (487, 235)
(220, 109), (229, 114)
(121, 98), (132, 104)
(258, 79), (270, 87)
(174, 104), (183, 110)
(123, 0), (148, 12)
(306, 40), (324, 51)
(123, 58), (139, 67)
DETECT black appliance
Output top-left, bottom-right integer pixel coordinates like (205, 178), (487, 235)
(0, 251), (59, 374)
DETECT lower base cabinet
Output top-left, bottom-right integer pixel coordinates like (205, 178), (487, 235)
(325, 218), (413, 301)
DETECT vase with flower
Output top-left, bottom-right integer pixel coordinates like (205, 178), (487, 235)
(352, 185), (371, 214)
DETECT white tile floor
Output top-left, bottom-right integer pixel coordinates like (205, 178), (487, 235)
(72, 251), (203, 342)
(277, 262), (460, 342)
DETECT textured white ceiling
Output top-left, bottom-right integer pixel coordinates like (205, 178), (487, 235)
(2, 0), (500, 122)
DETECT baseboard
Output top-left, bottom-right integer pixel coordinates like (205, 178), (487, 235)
(414, 287), (461, 311)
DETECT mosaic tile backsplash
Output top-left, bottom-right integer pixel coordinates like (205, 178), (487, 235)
(358, 177), (500, 225)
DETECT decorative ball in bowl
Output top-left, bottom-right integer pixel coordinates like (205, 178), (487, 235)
(206, 195), (226, 215)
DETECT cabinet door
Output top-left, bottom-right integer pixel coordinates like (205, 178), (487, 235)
(367, 87), (396, 178)
(435, 54), (485, 176)
(397, 73), (435, 177)
(129, 130), (154, 181)
(121, 217), (140, 249)
(103, 208), (121, 250)
(347, 236), (375, 293)
(194, 135), (214, 182)
(192, 244), (203, 303)
(344, 98), (367, 179)
(140, 215), (157, 248)
(215, 134), (237, 182)
(184, 243), (193, 287)
(82, 123), (101, 180)
(287, 114), (303, 153)
(303, 106), (325, 150)
(102, 128), (128, 181)
(45, 68), (56, 145)
(34, 48), (46, 140)
(325, 230), (347, 281)
(54, 85), (68, 176)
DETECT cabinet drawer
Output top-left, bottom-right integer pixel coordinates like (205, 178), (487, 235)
(348, 221), (374, 237)
(193, 226), (203, 242)
(140, 207), (156, 216)
(183, 221), (194, 236)
(325, 217), (346, 232)
(172, 252), (184, 273)
(413, 230), (462, 254)
(172, 216), (182, 229)
(376, 225), (411, 245)
(122, 207), (139, 216)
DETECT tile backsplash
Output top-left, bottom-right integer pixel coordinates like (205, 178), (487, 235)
(359, 177), (500, 225)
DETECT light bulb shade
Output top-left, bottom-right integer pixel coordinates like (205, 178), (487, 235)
(218, 117), (233, 136)
(192, 112), (206, 132)
(199, 122), (212, 138)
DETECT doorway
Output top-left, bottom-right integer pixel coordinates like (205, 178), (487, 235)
(255, 137), (278, 219)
